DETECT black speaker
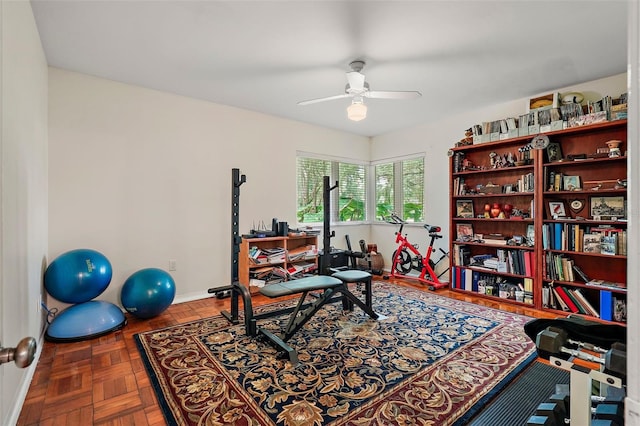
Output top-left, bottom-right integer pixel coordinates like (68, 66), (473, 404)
(278, 221), (288, 236)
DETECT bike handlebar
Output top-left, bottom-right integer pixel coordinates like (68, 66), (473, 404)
(385, 212), (405, 225)
(385, 213), (441, 236)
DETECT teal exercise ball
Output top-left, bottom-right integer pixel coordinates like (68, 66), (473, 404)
(44, 249), (112, 304)
(120, 268), (176, 319)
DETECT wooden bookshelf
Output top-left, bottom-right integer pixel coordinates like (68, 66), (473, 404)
(449, 119), (627, 325)
(238, 235), (318, 294)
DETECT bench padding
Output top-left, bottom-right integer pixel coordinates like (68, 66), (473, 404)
(259, 276), (343, 298)
(331, 270), (371, 282)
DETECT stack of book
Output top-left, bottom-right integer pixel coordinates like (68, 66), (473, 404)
(544, 284), (599, 318)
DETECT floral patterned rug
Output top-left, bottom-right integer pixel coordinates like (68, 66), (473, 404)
(135, 283), (536, 425)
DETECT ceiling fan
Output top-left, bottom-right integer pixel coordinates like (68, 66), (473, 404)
(297, 60), (422, 120)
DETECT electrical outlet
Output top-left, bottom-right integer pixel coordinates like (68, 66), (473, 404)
(169, 259), (177, 271)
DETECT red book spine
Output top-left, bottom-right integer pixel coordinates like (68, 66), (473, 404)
(555, 286), (579, 313)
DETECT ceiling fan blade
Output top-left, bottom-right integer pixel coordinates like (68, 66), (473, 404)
(346, 71), (365, 92)
(297, 93), (351, 106)
(365, 90), (422, 100)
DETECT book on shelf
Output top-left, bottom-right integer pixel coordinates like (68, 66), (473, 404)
(483, 234), (509, 245)
(570, 288), (599, 318)
(550, 286), (570, 312)
(542, 286), (550, 308)
(464, 269), (473, 291)
(600, 290), (613, 321)
(572, 264), (590, 282)
(586, 279), (625, 289)
(249, 278), (266, 288)
(250, 265), (275, 279)
(583, 233), (602, 253)
(548, 286), (560, 310)
(600, 234), (618, 255)
(554, 286), (579, 313)
(287, 245), (318, 261)
(562, 287), (588, 316)
(523, 277), (533, 293)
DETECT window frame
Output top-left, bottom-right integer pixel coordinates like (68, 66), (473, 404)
(372, 153), (426, 223)
(296, 151), (369, 226)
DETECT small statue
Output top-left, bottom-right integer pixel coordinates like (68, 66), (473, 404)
(492, 154), (504, 169)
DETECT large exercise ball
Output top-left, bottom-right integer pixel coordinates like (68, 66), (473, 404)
(120, 268), (176, 319)
(44, 249), (113, 304)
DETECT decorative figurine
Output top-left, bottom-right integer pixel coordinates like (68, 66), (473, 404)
(606, 140), (622, 158)
(503, 204), (513, 218)
(490, 203), (501, 218)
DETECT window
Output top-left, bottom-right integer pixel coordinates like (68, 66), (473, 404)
(296, 155), (367, 224)
(374, 156), (424, 222)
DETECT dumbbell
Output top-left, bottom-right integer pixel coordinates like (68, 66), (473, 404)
(547, 326), (608, 354)
(527, 401), (567, 426)
(526, 415), (556, 426)
(593, 402), (624, 425)
(535, 328), (626, 378)
(539, 387), (625, 425)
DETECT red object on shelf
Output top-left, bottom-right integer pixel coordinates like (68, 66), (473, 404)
(490, 203), (501, 218)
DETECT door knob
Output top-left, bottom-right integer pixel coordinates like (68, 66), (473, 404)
(0, 337), (37, 368)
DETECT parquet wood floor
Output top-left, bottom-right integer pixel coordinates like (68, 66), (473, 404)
(17, 278), (556, 425)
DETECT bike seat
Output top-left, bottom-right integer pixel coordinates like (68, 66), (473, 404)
(423, 224), (441, 233)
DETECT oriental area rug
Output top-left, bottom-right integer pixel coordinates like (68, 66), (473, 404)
(135, 282), (536, 425)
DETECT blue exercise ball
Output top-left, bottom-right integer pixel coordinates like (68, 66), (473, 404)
(45, 300), (126, 342)
(44, 249), (113, 304)
(120, 268), (176, 319)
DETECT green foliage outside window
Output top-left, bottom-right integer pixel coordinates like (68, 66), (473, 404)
(297, 157), (366, 223)
(375, 157), (424, 222)
(297, 155), (423, 224)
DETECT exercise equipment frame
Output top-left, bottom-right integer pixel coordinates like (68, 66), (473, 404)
(209, 169), (378, 366)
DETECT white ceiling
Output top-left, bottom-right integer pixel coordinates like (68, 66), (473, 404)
(30, 1), (629, 137)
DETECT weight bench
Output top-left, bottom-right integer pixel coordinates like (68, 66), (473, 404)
(257, 275), (379, 365)
(220, 274), (379, 366)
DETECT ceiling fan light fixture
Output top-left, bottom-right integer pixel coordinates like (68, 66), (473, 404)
(347, 100), (367, 121)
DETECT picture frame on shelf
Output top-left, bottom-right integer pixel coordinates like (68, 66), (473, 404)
(569, 198), (586, 216)
(583, 233), (602, 253)
(546, 142), (563, 162)
(562, 175), (582, 191)
(456, 200), (475, 218)
(546, 199), (568, 218)
(456, 223), (474, 240)
(590, 196), (626, 220)
(526, 224), (535, 245)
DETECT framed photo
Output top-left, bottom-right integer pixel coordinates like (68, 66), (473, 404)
(526, 224), (535, 245)
(562, 175), (581, 191)
(456, 200), (474, 218)
(546, 199), (568, 218)
(546, 142), (563, 162)
(590, 196), (626, 220)
(456, 223), (474, 240)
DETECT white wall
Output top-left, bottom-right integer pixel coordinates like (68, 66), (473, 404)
(48, 68), (370, 310)
(0, 1), (49, 424)
(370, 73), (627, 275)
(625, 0), (640, 422)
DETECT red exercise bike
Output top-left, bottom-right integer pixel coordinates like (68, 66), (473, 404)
(384, 213), (448, 290)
